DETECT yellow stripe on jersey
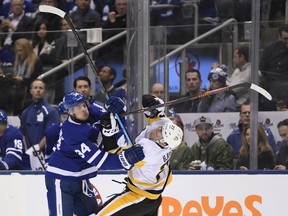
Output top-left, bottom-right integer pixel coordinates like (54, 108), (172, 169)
(97, 190), (144, 216)
(134, 160), (145, 168)
(146, 116), (161, 125)
(127, 171), (173, 200)
(129, 170), (170, 188)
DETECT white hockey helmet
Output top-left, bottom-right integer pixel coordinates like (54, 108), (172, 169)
(160, 121), (183, 150)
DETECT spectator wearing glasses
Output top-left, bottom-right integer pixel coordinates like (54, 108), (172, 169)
(226, 101), (277, 166)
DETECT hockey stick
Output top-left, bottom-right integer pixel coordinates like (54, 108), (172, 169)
(18, 115), (46, 170)
(39, 6), (134, 146)
(121, 82), (272, 116)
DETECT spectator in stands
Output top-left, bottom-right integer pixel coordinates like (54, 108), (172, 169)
(49, 16), (87, 103)
(226, 101), (277, 163)
(0, 109), (30, 170)
(151, 82), (164, 100)
(197, 66), (236, 112)
(0, 0), (36, 19)
(274, 119), (288, 170)
(0, 68), (13, 114)
(32, 0), (62, 41)
(0, 0), (33, 47)
(70, 0), (101, 29)
(31, 19), (55, 67)
(150, 0), (183, 42)
(73, 76), (104, 107)
(259, 24), (288, 107)
(0, 35), (14, 67)
(227, 46), (253, 107)
(189, 115), (233, 170)
(103, 0), (126, 29)
(215, 0), (235, 22)
(173, 69), (204, 113)
(236, 124), (275, 170)
(169, 115), (192, 170)
(50, 16), (86, 69)
(94, 0), (116, 25)
(11, 38), (43, 115)
(101, 0), (126, 56)
(21, 79), (59, 170)
(276, 100), (287, 111)
(94, 65), (125, 103)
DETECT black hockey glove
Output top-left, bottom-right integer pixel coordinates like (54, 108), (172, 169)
(142, 94), (165, 118)
(100, 113), (119, 137)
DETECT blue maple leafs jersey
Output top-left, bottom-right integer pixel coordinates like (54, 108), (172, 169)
(0, 125), (30, 170)
(46, 117), (123, 180)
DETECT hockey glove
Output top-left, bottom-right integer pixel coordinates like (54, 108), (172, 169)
(118, 146), (144, 170)
(105, 96), (127, 114)
(0, 160), (8, 170)
(142, 94), (165, 118)
(100, 113), (120, 137)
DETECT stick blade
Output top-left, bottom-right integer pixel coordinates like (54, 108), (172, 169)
(39, 5), (65, 18)
(250, 83), (272, 100)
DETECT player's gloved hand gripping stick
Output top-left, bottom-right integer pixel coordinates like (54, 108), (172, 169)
(39, 5), (134, 147)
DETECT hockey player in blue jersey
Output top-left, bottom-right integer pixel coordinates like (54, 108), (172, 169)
(45, 92), (144, 216)
(0, 109), (30, 170)
(42, 102), (68, 164)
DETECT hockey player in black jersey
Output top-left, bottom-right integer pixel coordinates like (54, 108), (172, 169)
(45, 92), (144, 216)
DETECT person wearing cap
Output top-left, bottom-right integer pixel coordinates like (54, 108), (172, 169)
(189, 115), (233, 170)
(0, 109), (30, 170)
(197, 66), (237, 112)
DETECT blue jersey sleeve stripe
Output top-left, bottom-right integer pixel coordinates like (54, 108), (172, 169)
(6, 151), (22, 160)
(47, 165), (99, 177)
(7, 147), (22, 153)
(95, 152), (109, 169)
(87, 150), (101, 163)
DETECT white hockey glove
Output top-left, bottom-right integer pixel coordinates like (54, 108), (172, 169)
(26, 144), (46, 171)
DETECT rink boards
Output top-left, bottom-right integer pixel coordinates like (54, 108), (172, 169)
(0, 170), (287, 216)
